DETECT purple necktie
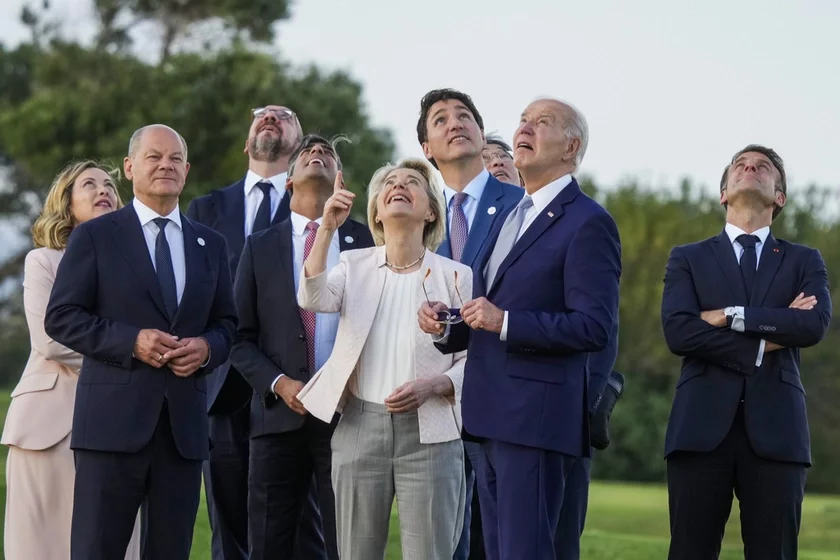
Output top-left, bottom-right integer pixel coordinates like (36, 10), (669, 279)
(450, 192), (469, 263)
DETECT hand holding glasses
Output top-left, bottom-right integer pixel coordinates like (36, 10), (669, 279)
(422, 268), (465, 325)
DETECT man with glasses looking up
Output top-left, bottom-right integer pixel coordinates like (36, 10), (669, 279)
(482, 135), (521, 188)
(187, 105), (323, 560)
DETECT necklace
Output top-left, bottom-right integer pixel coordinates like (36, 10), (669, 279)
(385, 248), (426, 270)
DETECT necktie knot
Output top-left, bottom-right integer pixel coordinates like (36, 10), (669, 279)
(737, 234), (759, 249)
(256, 181), (273, 197)
(153, 217), (170, 233)
(518, 195), (534, 211)
(306, 221), (319, 234)
(452, 192), (468, 208)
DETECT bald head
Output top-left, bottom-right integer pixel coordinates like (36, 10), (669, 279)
(128, 124), (189, 160)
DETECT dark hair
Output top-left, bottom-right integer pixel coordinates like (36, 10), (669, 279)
(720, 144), (787, 219)
(484, 135), (513, 158)
(288, 133), (346, 176)
(416, 89), (484, 169)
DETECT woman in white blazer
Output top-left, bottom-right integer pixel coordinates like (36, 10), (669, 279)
(297, 158), (471, 560)
(2, 161), (141, 560)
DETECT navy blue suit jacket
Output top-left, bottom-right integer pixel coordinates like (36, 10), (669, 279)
(662, 231), (830, 465)
(437, 175), (524, 269)
(441, 179), (622, 457)
(187, 178), (291, 413)
(231, 218), (374, 437)
(44, 204), (237, 461)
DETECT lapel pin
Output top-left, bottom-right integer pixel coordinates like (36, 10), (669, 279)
(773, 248), (779, 253)
(547, 211), (555, 218)
(344, 236), (354, 244)
(487, 207), (497, 215)
(197, 237), (205, 246)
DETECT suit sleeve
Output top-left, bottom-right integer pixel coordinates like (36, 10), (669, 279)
(23, 251), (83, 371)
(229, 237), (285, 405)
(742, 248), (831, 348)
(44, 227), (141, 369)
(506, 211), (621, 355)
(195, 237), (237, 375)
(661, 246), (761, 374)
(587, 319), (619, 411)
(297, 253), (347, 314)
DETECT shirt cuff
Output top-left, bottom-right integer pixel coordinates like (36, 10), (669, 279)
(500, 311), (509, 342)
(729, 306), (746, 332)
(200, 338), (211, 367)
(432, 323), (451, 344)
(271, 373), (285, 398)
(755, 339), (766, 367)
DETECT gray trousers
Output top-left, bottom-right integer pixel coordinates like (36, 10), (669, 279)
(331, 396), (465, 559)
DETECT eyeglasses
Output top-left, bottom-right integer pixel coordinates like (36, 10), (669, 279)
(422, 268), (465, 325)
(251, 107), (296, 121)
(482, 150), (513, 164)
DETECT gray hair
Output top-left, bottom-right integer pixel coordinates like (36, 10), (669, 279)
(128, 124), (189, 159)
(534, 98), (589, 173)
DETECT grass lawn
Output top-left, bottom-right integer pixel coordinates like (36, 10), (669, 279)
(2, 390), (839, 559)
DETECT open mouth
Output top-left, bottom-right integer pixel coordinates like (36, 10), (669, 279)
(387, 193), (411, 205)
(94, 199), (113, 209)
(259, 124), (280, 134)
(516, 140), (534, 152)
(493, 171), (510, 180)
(307, 158), (325, 167)
(449, 135), (470, 145)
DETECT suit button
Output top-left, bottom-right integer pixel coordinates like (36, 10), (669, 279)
(298, 334), (305, 341)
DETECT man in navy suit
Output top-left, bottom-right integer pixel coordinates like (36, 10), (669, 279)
(420, 98), (621, 560)
(45, 124), (237, 559)
(416, 88), (523, 560)
(231, 134), (373, 560)
(186, 105), (325, 559)
(662, 145), (831, 559)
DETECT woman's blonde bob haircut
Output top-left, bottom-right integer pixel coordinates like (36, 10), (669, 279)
(31, 160), (124, 250)
(366, 158), (446, 251)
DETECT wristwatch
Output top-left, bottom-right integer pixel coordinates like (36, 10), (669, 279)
(724, 306), (737, 328)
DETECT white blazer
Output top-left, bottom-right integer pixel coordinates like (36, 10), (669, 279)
(297, 246), (472, 444)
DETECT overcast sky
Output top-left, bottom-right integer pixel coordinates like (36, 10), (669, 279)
(1, 0), (839, 195)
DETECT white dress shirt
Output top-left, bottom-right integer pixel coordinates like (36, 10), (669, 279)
(272, 212), (342, 393)
(243, 169), (288, 236)
(499, 174), (574, 341)
(133, 198), (186, 304)
(442, 168), (490, 231)
(724, 222), (771, 366)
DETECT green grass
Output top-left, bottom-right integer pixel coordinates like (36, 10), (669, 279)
(2, 390), (839, 559)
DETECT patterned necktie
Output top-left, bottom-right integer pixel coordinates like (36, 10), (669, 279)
(450, 192), (469, 263)
(484, 196), (534, 289)
(153, 217), (178, 321)
(737, 234), (760, 299)
(300, 221), (319, 373)
(252, 181), (273, 233)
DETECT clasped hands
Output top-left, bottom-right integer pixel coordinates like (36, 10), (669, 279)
(418, 297), (505, 336)
(133, 329), (209, 377)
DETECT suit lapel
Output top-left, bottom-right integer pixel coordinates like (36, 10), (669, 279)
(111, 206), (170, 320)
(711, 231), (749, 303)
(751, 233), (784, 306)
(172, 217), (208, 327)
(462, 177), (507, 267)
(215, 183), (246, 256)
(338, 221), (360, 252)
(272, 220), (299, 317)
(489, 181), (580, 294)
(272, 189), (291, 226)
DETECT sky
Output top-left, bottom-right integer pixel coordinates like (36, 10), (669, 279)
(1, 0), (839, 196)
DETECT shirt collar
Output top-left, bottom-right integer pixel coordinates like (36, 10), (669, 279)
(290, 211), (324, 237)
(133, 197), (182, 229)
(244, 169), (289, 195)
(725, 223), (770, 245)
(443, 168), (490, 207)
(529, 174), (573, 214)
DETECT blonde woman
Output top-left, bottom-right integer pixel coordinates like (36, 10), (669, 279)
(296, 158), (470, 559)
(2, 161), (141, 560)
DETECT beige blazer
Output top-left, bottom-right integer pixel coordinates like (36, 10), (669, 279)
(297, 246), (472, 444)
(2, 248), (80, 450)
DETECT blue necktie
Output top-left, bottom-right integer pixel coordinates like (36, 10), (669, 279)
(252, 181), (273, 233)
(737, 234), (759, 299)
(153, 217), (178, 321)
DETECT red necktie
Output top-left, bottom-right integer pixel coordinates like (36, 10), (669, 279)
(300, 222), (319, 373)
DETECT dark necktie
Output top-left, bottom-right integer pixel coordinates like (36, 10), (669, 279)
(736, 234), (759, 299)
(153, 217), (178, 321)
(450, 192), (469, 263)
(252, 181), (273, 233)
(300, 222), (319, 373)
